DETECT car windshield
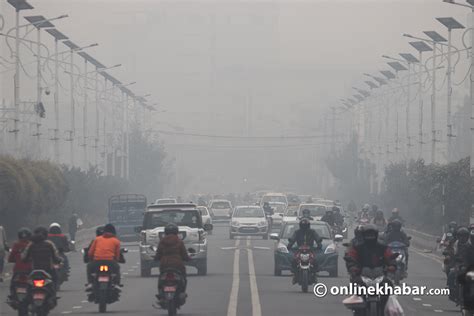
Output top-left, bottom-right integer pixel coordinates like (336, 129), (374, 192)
(198, 207), (209, 216)
(299, 205), (327, 217)
(262, 195), (287, 204)
(233, 208), (264, 218)
(211, 201), (231, 209)
(156, 199), (175, 204)
(281, 223), (331, 239)
(143, 210), (202, 229)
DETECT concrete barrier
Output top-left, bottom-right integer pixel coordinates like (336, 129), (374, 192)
(404, 227), (441, 256)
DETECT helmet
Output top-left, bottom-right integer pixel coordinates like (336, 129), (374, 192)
(449, 221), (458, 230)
(33, 227), (48, 241)
(48, 222), (62, 234)
(376, 210), (384, 217)
(299, 218), (310, 230)
(354, 225), (363, 238)
(18, 227), (32, 240)
(457, 227), (470, 243)
(164, 223), (179, 235)
(391, 219), (402, 232)
(362, 204), (371, 211)
(392, 208), (399, 214)
(103, 224), (116, 235)
(96, 226), (105, 236)
(361, 224), (379, 245)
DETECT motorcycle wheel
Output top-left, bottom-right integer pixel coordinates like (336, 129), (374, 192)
(367, 301), (378, 316)
(394, 271), (401, 286)
(168, 299), (177, 316)
(301, 270), (309, 293)
(98, 289), (107, 313)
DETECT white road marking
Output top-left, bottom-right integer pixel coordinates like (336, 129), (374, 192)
(123, 272), (129, 275)
(81, 300), (88, 303)
(221, 247), (238, 250)
(411, 248), (443, 264)
(247, 237), (262, 316)
(422, 303), (432, 307)
(61, 312), (72, 314)
(253, 246), (270, 250)
(413, 297), (422, 301)
(433, 310), (444, 312)
(227, 239), (240, 316)
(72, 306), (82, 309)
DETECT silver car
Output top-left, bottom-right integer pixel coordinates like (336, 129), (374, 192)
(197, 206), (213, 235)
(229, 206), (269, 239)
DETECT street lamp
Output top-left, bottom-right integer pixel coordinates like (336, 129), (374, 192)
(436, 17), (465, 162)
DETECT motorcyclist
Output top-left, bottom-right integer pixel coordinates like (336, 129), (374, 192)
(87, 224), (121, 288)
(48, 223), (70, 271)
(287, 218), (322, 284)
(155, 223), (190, 295)
(321, 209), (336, 227)
(344, 225), (395, 312)
(359, 204), (371, 220)
(22, 227), (62, 289)
(7, 228), (32, 301)
(388, 208), (405, 224)
(384, 220), (410, 269)
(263, 202), (274, 216)
(83, 226), (104, 263)
(333, 206), (344, 227)
(300, 208), (314, 221)
(370, 204), (379, 219)
(373, 210), (387, 230)
(457, 230), (474, 297)
(350, 225), (365, 247)
(447, 227), (470, 302)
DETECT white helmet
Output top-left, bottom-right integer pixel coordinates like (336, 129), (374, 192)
(49, 222), (61, 229)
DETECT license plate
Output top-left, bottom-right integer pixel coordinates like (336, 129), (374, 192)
(16, 287), (27, 294)
(33, 292), (45, 300)
(164, 286), (176, 292)
(98, 276), (110, 282)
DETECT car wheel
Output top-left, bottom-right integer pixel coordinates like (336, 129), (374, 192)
(329, 265), (338, 277)
(197, 261), (207, 276)
(274, 264), (282, 276)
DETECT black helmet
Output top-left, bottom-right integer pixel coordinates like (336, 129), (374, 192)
(391, 219), (402, 232)
(104, 224), (116, 235)
(361, 224), (379, 245)
(33, 227), (48, 242)
(96, 226), (105, 236)
(18, 227), (32, 240)
(449, 221), (458, 231)
(299, 218), (310, 230)
(165, 223), (179, 235)
(457, 227), (470, 243)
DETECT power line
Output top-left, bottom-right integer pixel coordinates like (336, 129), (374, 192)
(154, 129), (337, 140)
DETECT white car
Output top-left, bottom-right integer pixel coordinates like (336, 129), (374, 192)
(155, 198), (177, 204)
(209, 199), (233, 219)
(260, 193), (288, 207)
(268, 202), (287, 227)
(230, 206), (269, 239)
(281, 207), (298, 224)
(197, 206), (213, 234)
(298, 203), (328, 220)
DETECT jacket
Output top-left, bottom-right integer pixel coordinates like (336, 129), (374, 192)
(345, 242), (395, 276)
(287, 228), (322, 250)
(155, 234), (190, 274)
(48, 233), (70, 253)
(384, 230), (410, 246)
(22, 238), (61, 271)
(88, 233), (121, 261)
(8, 240), (32, 273)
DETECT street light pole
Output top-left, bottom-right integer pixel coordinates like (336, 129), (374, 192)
(53, 38), (60, 163)
(69, 47), (75, 166)
(83, 60), (88, 169)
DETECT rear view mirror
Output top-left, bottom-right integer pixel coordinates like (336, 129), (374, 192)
(203, 223), (213, 231)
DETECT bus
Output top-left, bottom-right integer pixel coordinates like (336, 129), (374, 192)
(108, 194), (147, 241)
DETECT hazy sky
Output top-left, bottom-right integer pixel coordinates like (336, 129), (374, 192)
(1, 0), (471, 195)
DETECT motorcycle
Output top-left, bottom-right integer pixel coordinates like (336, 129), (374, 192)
(87, 248), (127, 313)
(155, 248), (195, 316)
(387, 241), (408, 286)
(29, 270), (57, 316)
(343, 267), (388, 316)
(292, 245), (317, 293)
(54, 253), (70, 291)
(332, 225), (348, 240)
(460, 268), (474, 315)
(7, 272), (30, 316)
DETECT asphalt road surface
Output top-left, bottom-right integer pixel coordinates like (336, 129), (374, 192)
(0, 224), (459, 315)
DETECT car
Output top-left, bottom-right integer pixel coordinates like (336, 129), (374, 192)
(298, 203), (328, 220)
(298, 195), (313, 203)
(229, 206), (269, 239)
(209, 199), (233, 219)
(286, 194), (301, 207)
(137, 203), (212, 277)
(155, 198), (177, 204)
(281, 207), (298, 224)
(260, 193), (288, 207)
(197, 206), (213, 235)
(270, 221), (342, 277)
(268, 202), (287, 227)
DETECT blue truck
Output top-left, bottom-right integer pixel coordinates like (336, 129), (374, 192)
(108, 194), (147, 241)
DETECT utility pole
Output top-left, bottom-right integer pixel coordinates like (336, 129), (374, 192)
(83, 60), (88, 170)
(69, 46), (75, 166)
(53, 37), (60, 163)
(331, 106), (336, 154)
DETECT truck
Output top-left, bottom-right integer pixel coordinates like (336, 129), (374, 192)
(108, 194), (147, 241)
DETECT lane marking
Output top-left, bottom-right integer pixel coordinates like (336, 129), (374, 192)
(221, 247), (238, 250)
(413, 297), (422, 301)
(253, 246), (270, 250)
(61, 312), (72, 314)
(433, 310), (443, 312)
(411, 248), (443, 264)
(81, 300), (88, 303)
(247, 237), (262, 316)
(422, 303), (432, 307)
(227, 238), (240, 316)
(72, 306), (82, 309)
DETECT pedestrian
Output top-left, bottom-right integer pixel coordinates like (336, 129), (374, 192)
(0, 225), (9, 282)
(68, 213), (79, 242)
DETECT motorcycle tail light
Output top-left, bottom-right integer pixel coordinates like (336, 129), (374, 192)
(166, 272), (176, 281)
(33, 280), (45, 288)
(100, 265), (109, 272)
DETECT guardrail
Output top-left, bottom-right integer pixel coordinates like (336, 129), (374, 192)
(405, 227), (440, 256)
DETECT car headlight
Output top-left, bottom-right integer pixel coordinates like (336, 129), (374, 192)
(258, 221), (267, 227)
(324, 245), (336, 254)
(277, 245), (289, 253)
(466, 271), (474, 280)
(231, 221), (240, 227)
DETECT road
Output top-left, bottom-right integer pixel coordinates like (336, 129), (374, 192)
(0, 224), (460, 315)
